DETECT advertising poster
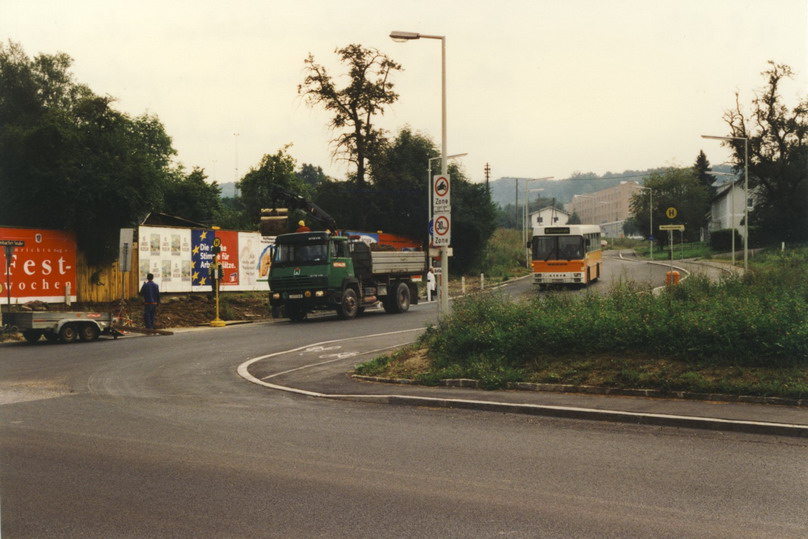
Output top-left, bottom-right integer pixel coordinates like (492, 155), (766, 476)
(215, 230), (239, 287)
(138, 227), (192, 293)
(191, 229), (215, 291)
(238, 232), (260, 287)
(134, 226), (265, 293)
(0, 227), (77, 303)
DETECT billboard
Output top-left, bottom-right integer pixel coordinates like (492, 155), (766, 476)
(137, 226), (268, 293)
(0, 227), (78, 303)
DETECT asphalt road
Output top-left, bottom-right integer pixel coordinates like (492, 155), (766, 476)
(2, 256), (805, 537)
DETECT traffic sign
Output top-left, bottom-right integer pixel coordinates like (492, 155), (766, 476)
(432, 212), (451, 246)
(433, 175), (451, 213)
(0, 239), (25, 247)
(659, 224), (684, 231)
(665, 207), (678, 219)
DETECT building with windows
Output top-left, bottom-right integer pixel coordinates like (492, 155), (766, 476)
(565, 181), (645, 237)
(708, 175), (751, 240)
(528, 206), (570, 229)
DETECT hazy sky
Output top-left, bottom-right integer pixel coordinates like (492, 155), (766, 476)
(4, 1), (807, 185)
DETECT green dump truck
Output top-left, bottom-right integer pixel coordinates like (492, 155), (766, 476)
(269, 231), (425, 321)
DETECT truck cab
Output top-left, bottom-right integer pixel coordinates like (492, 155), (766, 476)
(268, 231), (423, 321)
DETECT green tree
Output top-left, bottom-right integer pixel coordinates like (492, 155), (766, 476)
(162, 167), (222, 224)
(296, 163), (330, 188)
(630, 169), (709, 245)
(0, 42), (174, 264)
(723, 61), (808, 244)
(237, 146), (309, 228)
(451, 175), (498, 273)
(298, 44), (402, 187)
(693, 150), (716, 195)
(369, 127), (437, 241)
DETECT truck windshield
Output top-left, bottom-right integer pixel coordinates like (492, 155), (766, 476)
(532, 236), (584, 261)
(273, 242), (328, 265)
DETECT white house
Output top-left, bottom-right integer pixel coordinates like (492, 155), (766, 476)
(709, 176), (748, 239)
(529, 207), (570, 228)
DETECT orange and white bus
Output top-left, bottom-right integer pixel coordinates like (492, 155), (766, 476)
(530, 225), (603, 288)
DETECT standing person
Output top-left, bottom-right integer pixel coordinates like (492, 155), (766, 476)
(426, 267), (436, 302)
(140, 273), (160, 330)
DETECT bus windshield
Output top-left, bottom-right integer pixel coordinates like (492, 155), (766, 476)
(533, 236), (584, 261)
(273, 242), (328, 266)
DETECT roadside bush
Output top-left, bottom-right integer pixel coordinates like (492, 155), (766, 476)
(420, 253), (808, 371)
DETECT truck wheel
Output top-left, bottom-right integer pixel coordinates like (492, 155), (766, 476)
(59, 323), (78, 344)
(337, 288), (359, 320)
(286, 304), (307, 322)
(79, 323), (100, 342)
(387, 282), (411, 314)
(22, 330), (41, 344)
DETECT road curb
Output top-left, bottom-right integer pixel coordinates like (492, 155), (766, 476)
(328, 393), (808, 438)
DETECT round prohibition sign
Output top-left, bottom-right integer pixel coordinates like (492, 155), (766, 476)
(434, 176), (450, 198)
(434, 214), (451, 237)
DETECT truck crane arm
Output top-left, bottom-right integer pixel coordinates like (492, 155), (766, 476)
(266, 187), (337, 232)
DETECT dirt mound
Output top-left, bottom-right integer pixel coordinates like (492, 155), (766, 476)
(11, 293), (269, 330)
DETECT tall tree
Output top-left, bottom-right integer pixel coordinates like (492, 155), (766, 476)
(370, 127), (437, 241)
(237, 146), (309, 228)
(0, 41), (174, 265)
(298, 44), (402, 187)
(693, 150), (716, 194)
(296, 163), (330, 188)
(451, 175), (498, 273)
(630, 168), (709, 245)
(162, 167), (222, 224)
(723, 61), (808, 244)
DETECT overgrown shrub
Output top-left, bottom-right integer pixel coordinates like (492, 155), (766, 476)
(420, 250), (808, 369)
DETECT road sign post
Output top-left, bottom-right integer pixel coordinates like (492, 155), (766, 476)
(432, 212), (451, 246)
(659, 225), (684, 272)
(0, 239), (25, 323)
(432, 175), (450, 213)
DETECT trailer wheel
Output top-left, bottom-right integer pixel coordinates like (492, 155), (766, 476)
(79, 323), (100, 342)
(59, 323), (78, 344)
(22, 330), (42, 344)
(337, 288), (359, 320)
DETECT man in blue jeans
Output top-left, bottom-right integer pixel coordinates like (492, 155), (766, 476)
(140, 273), (160, 330)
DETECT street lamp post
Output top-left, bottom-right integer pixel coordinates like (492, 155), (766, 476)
(391, 30), (451, 315)
(637, 186), (653, 260)
(710, 171), (741, 265)
(702, 135), (749, 270)
(522, 181), (551, 267)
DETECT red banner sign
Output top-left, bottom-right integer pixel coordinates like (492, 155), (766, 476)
(0, 227), (77, 302)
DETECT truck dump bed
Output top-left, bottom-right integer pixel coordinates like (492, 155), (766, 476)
(371, 251), (426, 275)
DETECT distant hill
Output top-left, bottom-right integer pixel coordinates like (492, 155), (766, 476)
(218, 182), (237, 198)
(488, 170), (663, 208)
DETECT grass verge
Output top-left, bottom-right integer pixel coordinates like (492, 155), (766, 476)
(357, 247), (808, 398)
